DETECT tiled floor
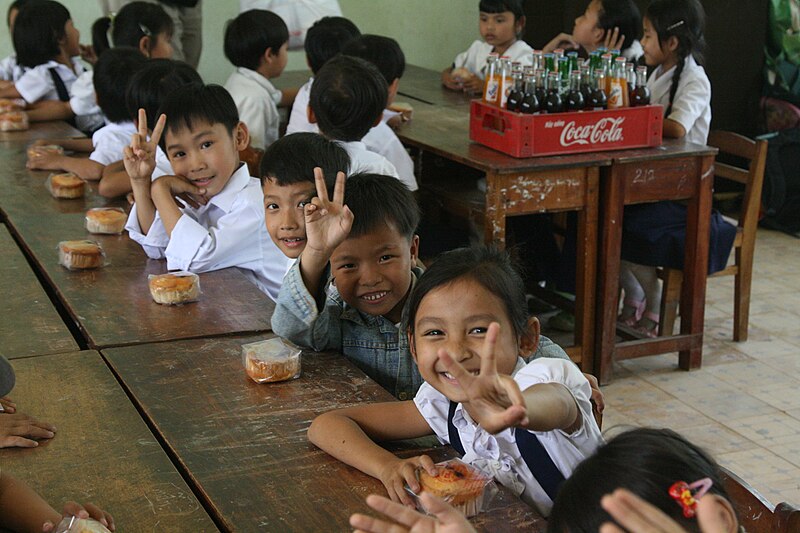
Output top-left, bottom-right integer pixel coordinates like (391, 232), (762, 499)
(599, 228), (800, 507)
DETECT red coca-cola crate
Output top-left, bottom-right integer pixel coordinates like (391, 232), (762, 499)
(469, 100), (663, 158)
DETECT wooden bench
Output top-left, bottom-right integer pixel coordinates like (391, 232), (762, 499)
(721, 466), (800, 533)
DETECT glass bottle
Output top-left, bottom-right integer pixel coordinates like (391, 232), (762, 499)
(534, 69), (547, 108)
(506, 63), (525, 111)
(557, 56), (570, 94)
(630, 65), (651, 106)
(567, 51), (580, 74)
(589, 69), (607, 110)
(579, 65), (594, 106)
(566, 70), (585, 111)
(545, 71), (563, 113)
(607, 56), (629, 108)
(498, 57), (514, 108)
(532, 50), (543, 71)
(482, 53), (500, 105)
(543, 52), (555, 73)
(520, 67), (539, 114)
(601, 53), (614, 93)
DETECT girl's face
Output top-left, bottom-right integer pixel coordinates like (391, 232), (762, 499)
(7, 7), (18, 33)
(62, 19), (81, 57)
(410, 277), (534, 403)
(641, 16), (674, 68)
(148, 32), (174, 59)
(479, 10), (522, 51)
(572, 0), (604, 48)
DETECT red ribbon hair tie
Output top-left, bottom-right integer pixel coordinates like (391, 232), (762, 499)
(669, 478), (713, 518)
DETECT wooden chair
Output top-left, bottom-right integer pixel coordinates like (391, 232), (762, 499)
(720, 466), (800, 533)
(658, 131), (768, 341)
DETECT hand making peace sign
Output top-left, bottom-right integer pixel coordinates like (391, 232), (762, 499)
(123, 108), (166, 184)
(303, 168), (353, 259)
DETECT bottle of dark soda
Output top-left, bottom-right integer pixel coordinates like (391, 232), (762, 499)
(506, 63), (525, 111)
(630, 65), (651, 106)
(579, 65), (593, 108)
(566, 70), (585, 111)
(519, 67), (539, 114)
(589, 69), (607, 110)
(545, 71), (563, 113)
(534, 69), (547, 108)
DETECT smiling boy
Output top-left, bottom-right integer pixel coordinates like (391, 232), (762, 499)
(124, 83), (291, 300)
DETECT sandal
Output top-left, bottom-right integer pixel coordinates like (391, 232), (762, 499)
(618, 298), (645, 327)
(636, 311), (660, 338)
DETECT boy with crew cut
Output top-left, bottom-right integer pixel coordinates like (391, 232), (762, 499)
(260, 132), (351, 259)
(124, 83), (291, 300)
(223, 9), (291, 151)
(309, 56), (418, 192)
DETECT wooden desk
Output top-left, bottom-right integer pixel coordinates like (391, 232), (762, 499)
(0, 225), (77, 358)
(0, 350), (218, 531)
(398, 64), (474, 107)
(0, 121), (83, 143)
(103, 337), (546, 532)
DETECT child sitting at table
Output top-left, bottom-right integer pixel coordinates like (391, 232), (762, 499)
(223, 9), (290, 151)
(26, 47), (147, 181)
(441, 0), (532, 93)
(97, 58), (201, 198)
(342, 35), (417, 192)
(260, 132), (350, 259)
(308, 246), (602, 516)
(309, 56), (407, 187)
(619, 0), (734, 336)
(0, 1), (30, 85)
(124, 83), (291, 300)
(286, 16), (361, 135)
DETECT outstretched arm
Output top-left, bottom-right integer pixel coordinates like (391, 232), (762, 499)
(0, 471), (61, 532)
(123, 109), (166, 234)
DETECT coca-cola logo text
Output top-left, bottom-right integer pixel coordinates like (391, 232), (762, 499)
(559, 117), (625, 147)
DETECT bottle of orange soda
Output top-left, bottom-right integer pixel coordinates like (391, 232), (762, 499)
(482, 53), (500, 105)
(607, 57), (629, 109)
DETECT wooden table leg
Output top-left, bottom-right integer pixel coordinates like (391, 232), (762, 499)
(678, 154), (715, 369)
(576, 168), (599, 374)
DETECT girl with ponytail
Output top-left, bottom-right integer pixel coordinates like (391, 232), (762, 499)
(91, 1), (174, 59)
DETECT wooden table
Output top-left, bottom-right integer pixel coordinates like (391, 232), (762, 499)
(0, 121), (83, 143)
(103, 337), (546, 532)
(0, 350), (218, 531)
(0, 225), (78, 358)
(397, 64), (474, 107)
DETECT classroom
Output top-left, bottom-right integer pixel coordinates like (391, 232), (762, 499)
(0, 0), (799, 531)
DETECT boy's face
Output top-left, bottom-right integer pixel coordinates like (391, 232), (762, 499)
(63, 19), (81, 57)
(267, 42), (289, 78)
(164, 120), (248, 199)
(479, 10), (521, 50)
(330, 224), (419, 324)
(573, 0), (604, 49)
(262, 178), (315, 258)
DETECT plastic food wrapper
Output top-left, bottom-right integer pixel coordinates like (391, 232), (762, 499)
(0, 98), (25, 112)
(57, 240), (107, 270)
(47, 172), (85, 199)
(27, 143), (64, 159)
(85, 207), (127, 235)
(405, 459), (497, 518)
(148, 271), (201, 305)
(242, 337), (302, 383)
(0, 110), (28, 131)
(53, 516), (111, 533)
(387, 101), (414, 122)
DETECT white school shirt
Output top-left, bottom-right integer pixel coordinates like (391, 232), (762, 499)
(0, 54), (26, 82)
(89, 121), (136, 165)
(125, 164), (292, 300)
(152, 146), (175, 181)
(622, 40), (644, 62)
(336, 140), (407, 185)
(414, 357), (603, 516)
(362, 121), (417, 191)
(69, 70), (106, 133)
(14, 58), (85, 103)
(453, 39), (534, 79)
(224, 67), (283, 151)
(286, 77), (316, 135)
(647, 55), (711, 145)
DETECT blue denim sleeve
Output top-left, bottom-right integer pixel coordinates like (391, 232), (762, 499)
(530, 335), (571, 361)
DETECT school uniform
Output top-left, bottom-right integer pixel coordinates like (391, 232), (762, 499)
(14, 58), (85, 104)
(69, 70), (106, 134)
(414, 357), (603, 516)
(453, 39), (533, 79)
(0, 54), (26, 82)
(152, 146), (175, 181)
(622, 55), (734, 273)
(125, 163), (292, 300)
(622, 40), (644, 62)
(89, 121), (136, 166)
(286, 77), (315, 135)
(224, 67), (282, 150)
(336, 140), (414, 190)
(362, 121), (418, 191)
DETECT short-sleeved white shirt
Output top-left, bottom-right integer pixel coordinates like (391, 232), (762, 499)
(286, 77), (316, 135)
(453, 39), (533, 79)
(647, 55), (711, 145)
(89, 121), (136, 166)
(362, 121), (417, 191)
(224, 67), (282, 150)
(414, 357), (603, 516)
(14, 58), (85, 103)
(336, 140), (410, 186)
(0, 54), (26, 82)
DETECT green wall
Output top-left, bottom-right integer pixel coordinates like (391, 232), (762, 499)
(0, 0), (478, 84)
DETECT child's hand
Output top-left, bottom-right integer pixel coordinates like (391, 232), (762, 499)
(26, 150), (63, 171)
(0, 396), (17, 413)
(351, 493), (477, 533)
(599, 488), (728, 533)
(151, 175), (208, 207)
(583, 372), (604, 413)
(0, 412), (56, 448)
(123, 109), (166, 184)
(603, 27), (625, 52)
(543, 32), (579, 53)
(79, 44), (98, 65)
(460, 74), (484, 95)
(303, 169), (353, 260)
(377, 455), (438, 507)
(42, 501), (115, 532)
(437, 323), (529, 434)
(442, 69), (464, 91)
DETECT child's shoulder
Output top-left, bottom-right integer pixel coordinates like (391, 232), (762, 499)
(515, 356), (586, 391)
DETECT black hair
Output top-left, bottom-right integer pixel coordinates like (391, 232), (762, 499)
(598, 0), (642, 52)
(93, 47), (147, 124)
(646, 0), (706, 116)
(344, 173), (419, 242)
(6, 0), (30, 28)
(224, 9), (288, 71)
(156, 83), (240, 151)
(91, 1), (174, 58)
(548, 428), (732, 533)
(479, 0), (525, 20)
(13, 0), (70, 68)
(304, 16), (361, 74)
(402, 247), (529, 343)
(310, 55), (388, 142)
(125, 58), (202, 126)
(259, 132), (350, 188)
(342, 34), (405, 85)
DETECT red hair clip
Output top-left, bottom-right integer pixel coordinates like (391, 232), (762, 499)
(669, 478), (713, 518)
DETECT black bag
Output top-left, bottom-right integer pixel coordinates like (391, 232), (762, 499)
(759, 128), (800, 236)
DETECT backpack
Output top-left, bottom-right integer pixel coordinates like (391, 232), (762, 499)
(759, 128), (800, 236)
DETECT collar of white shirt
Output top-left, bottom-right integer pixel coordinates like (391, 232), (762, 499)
(235, 66), (281, 100)
(206, 163), (252, 213)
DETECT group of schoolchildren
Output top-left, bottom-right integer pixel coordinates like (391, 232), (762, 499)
(0, 0), (745, 531)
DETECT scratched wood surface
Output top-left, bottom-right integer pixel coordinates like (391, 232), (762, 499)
(396, 65), (475, 107)
(0, 144), (276, 349)
(0, 225), (77, 358)
(0, 120), (83, 143)
(0, 350), (219, 531)
(103, 337), (547, 532)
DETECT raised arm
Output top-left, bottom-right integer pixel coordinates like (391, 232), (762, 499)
(27, 153), (104, 181)
(123, 109), (165, 234)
